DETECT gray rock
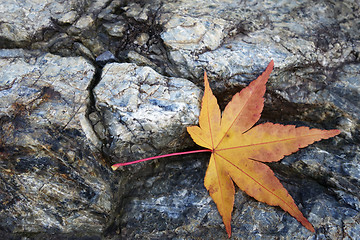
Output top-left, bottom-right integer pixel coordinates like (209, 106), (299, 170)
(118, 146), (360, 240)
(135, 33), (150, 46)
(74, 42), (95, 61)
(116, 151), (360, 240)
(123, 3), (151, 21)
(0, 0), (359, 239)
(93, 63), (201, 163)
(0, 51), (113, 237)
(73, 15), (96, 31)
(126, 50), (159, 70)
(96, 50), (117, 66)
(159, 0), (359, 87)
(57, 10), (78, 24)
(161, 15), (226, 52)
(0, 52), (92, 131)
(0, 0), (81, 43)
(0, 0), (111, 56)
(103, 22), (127, 38)
(270, 63), (360, 123)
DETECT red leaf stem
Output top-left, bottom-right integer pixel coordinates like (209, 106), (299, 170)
(111, 149), (212, 170)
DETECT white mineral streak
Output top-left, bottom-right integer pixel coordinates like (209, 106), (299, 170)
(0, 53), (95, 130)
(94, 63), (201, 156)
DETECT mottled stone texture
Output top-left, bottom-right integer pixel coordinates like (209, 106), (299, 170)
(0, 51), (113, 238)
(92, 63), (200, 163)
(0, 0), (359, 239)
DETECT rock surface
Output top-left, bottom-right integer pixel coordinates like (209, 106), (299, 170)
(0, 50), (113, 238)
(92, 62), (201, 162)
(0, 0), (359, 239)
(0, 0), (82, 43)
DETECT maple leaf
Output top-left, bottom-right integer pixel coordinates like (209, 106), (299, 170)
(186, 60), (340, 237)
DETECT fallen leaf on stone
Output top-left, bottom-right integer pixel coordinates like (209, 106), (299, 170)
(112, 60), (340, 237)
(186, 60), (340, 237)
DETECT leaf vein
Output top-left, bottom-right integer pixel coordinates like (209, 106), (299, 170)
(214, 152), (297, 214)
(217, 132), (323, 151)
(215, 92), (254, 149)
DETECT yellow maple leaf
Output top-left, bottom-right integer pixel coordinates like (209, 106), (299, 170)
(187, 60), (340, 237)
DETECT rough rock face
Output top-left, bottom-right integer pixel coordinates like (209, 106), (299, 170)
(0, 50), (113, 238)
(92, 63), (201, 162)
(160, 1), (359, 78)
(0, 51), (93, 131)
(0, 0), (359, 239)
(0, 0), (84, 43)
